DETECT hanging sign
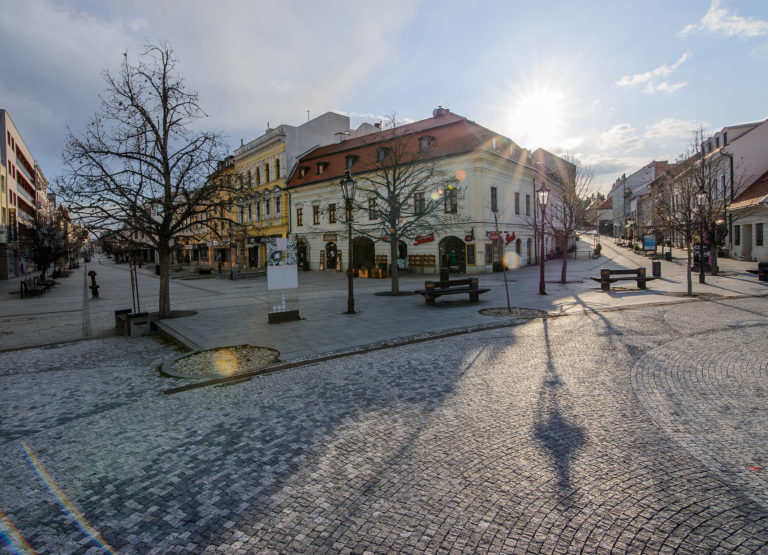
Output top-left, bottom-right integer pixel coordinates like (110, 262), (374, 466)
(414, 233), (435, 245)
(505, 232), (516, 245)
(488, 231), (501, 241)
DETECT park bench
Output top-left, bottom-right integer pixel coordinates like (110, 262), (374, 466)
(415, 276), (489, 305)
(20, 278), (45, 298)
(590, 268), (655, 291)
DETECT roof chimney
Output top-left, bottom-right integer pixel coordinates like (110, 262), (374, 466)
(433, 106), (450, 117)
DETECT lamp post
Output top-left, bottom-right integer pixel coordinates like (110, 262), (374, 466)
(696, 191), (706, 284)
(537, 183), (549, 295)
(340, 169), (357, 314)
(228, 223), (235, 281)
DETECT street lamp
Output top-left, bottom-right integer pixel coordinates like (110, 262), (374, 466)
(537, 183), (550, 295)
(696, 191), (706, 284)
(340, 169), (357, 314)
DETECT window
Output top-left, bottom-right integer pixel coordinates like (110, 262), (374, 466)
(329, 203), (336, 224)
(525, 194), (531, 216)
(514, 192), (520, 215)
(296, 207), (303, 226)
(734, 225), (740, 246)
(256, 198), (261, 220)
(757, 223), (764, 247)
(265, 164), (270, 183)
(414, 192), (425, 216)
(256, 168), (261, 184)
(264, 194), (271, 216)
(299, 166), (308, 178)
(274, 194), (281, 216)
(715, 136), (720, 148)
(313, 205), (320, 224)
(345, 155), (357, 169)
(419, 136), (434, 152)
(368, 197), (378, 220)
(377, 148), (390, 162)
(445, 188), (457, 214)
(316, 162), (328, 175)
(275, 158), (280, 179)
(491, 187), (498, 213)
(723, 131), (728, 145)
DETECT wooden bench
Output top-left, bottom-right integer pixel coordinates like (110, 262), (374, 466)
(21, 278), (45, 298)
(415, 276), (490, 305)
(590, 268), (655, 291)
(408, 254), (437, 273)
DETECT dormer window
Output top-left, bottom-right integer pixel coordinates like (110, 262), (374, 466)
(317, 162), (328, 175)
(377, 147), (390, 162)
(299, 166), (308, 178)
(345, 155), (358, 169)
(419, 136), (435, 152)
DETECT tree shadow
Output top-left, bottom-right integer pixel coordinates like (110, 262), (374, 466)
(532, 319), (585, 494)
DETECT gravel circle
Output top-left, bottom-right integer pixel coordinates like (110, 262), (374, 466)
(167, 345), (280, 378)
(479, 307), (548, 319)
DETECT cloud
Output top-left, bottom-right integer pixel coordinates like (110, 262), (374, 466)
(599, 124), (642, 150)
(616, 52), (691, 94)
(644, 118), (703, 139)
(681, 0), (768, 38)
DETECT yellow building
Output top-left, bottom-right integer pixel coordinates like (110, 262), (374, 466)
(231, 112), (353, 270)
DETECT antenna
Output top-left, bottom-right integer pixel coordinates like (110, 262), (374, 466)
(307, 110), (310, 122)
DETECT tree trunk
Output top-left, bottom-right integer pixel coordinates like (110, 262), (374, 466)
(710, 226), (719, 276)
(389, 234), (400, 295)
(158, 243), (172, 317)
(560, 234), (568, 284)
(686, 244), (693, 296)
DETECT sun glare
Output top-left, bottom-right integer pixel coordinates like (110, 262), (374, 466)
(508, 87), (565, 149)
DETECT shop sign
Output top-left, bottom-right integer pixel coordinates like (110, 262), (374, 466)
(488, 231), (501, 241)
(414, 233), (435, 245)
(323, 233), (337, 242)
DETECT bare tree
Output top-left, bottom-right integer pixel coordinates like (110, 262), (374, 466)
(352, 117), (465, 295)
(549, 154), (594, 283)
(57, 43), (230, 317)
(23, 208), (70, 280)
(652, 160), (700, 296)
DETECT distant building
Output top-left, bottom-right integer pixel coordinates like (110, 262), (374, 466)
(1, 109), (49, 278)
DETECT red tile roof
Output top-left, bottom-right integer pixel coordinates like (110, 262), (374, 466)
(286, 111), (534, 189)
(597, 197), (612, 210)
(730, 169), (768, 210)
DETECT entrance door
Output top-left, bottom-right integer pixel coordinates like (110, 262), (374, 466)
(325, 242), (337, 270)
(297, 240), (308, 270)
(439, 236), (466, 273)
(743, 224), (753, 258)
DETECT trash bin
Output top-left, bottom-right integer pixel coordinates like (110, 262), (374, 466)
(114, 308), (131, 329)
(440, 268), (449, 281)
(758, 262), (768, 282)
(652, 259), (661, 278)
(154, 264), (160, 275)
(127, 312), (150, 337)
(665, 251), (672, 261)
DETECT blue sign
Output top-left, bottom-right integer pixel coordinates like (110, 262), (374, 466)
(643, 236), (656, 251)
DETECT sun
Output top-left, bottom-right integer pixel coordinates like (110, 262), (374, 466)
(507, 87), (565, 149)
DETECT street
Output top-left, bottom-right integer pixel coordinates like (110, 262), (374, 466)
(1, 243), (767, 553)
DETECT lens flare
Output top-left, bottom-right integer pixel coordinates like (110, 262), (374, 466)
(21, 439), (116, 554)
(214, 349), (239, 376)
(455, 169), (466, 181)
(0, 508), (34, 554)
(431, 192), (439, 200)
(503, 251), (522, 270)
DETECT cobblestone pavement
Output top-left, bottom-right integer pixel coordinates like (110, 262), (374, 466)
(1, 297), (767, 553)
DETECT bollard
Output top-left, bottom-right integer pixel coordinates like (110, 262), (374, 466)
(87, 270), (100, 298)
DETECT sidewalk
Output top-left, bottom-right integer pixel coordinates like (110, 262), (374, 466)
(1, 239), (765, 357)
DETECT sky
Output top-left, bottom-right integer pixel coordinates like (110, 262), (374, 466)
(2, 0), (767, 195)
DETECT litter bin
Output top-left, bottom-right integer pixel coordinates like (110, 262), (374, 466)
(665, 251), (672, 261)
(127, 312), (150, 337)
(440, 268), (449, 281)
(114, 308), (131, 330)
(652, 259), (661, 278)
(154, 264), (160, 275)
(758, 262), (768, 282)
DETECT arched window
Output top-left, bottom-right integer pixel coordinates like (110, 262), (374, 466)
(264, 190), (271, 217)
(275, 158), (280, 179)
(256, 167), (261, 185)
(265, 163), (270, 183)
(273, 186), (282, 216)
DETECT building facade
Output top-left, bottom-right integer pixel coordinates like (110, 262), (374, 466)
(286, 108), (568, 275)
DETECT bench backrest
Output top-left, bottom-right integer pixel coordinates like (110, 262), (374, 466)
(601, 268), (644, 276)
(425, 277), (479, 289)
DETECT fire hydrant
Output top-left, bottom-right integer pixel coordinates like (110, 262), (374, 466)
(88, 270), (100, 298)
